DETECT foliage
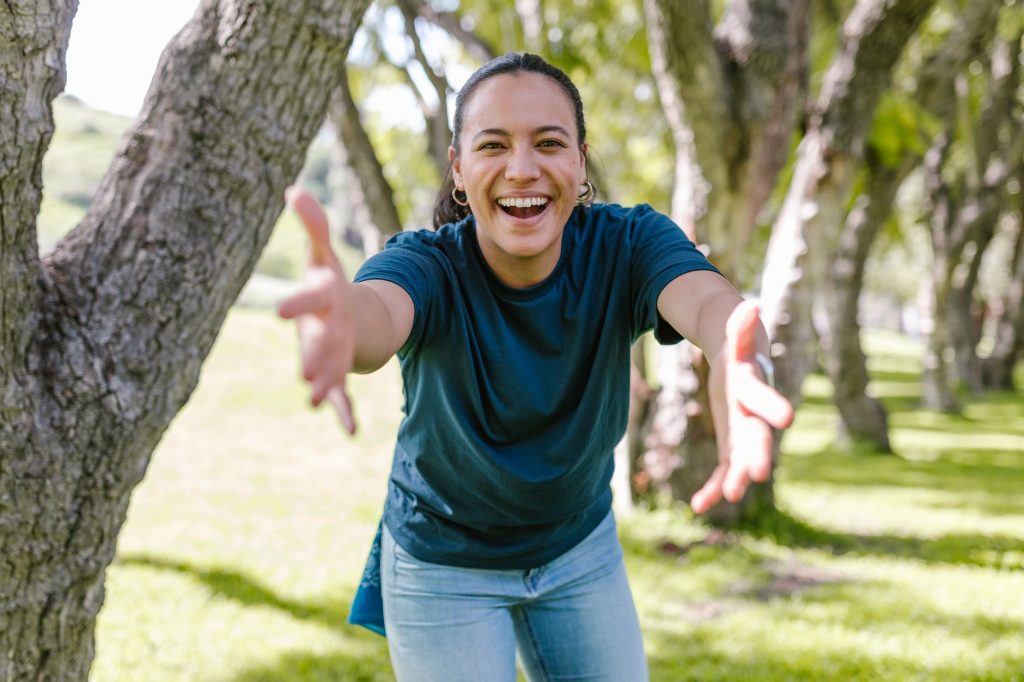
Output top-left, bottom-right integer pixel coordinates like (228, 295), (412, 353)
(91, 311), (1024, 681)
(347, 0), (673, 213)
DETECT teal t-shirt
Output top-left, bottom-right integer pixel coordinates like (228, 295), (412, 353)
(354, 203), (719, 569)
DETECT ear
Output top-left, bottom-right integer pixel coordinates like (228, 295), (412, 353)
(449, 146), (461, 186)
(578, 143), (588, 183)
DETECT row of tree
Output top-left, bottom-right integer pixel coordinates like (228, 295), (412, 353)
(1, 0), (1021, 677)
(321, 0), (1023, 518)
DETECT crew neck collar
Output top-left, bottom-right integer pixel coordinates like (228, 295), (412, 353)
(466, 207), (581, 301)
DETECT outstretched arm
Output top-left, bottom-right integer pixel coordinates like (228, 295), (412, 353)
(277, 188), (413, 433)
(656, 271), (794, 514)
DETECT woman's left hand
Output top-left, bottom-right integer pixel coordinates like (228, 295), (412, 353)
(691, 299), (794, 514)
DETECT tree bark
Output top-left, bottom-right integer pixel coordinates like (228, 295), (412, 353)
(821, 154), (905, 452)
(760, 0), (936, 410)
(328, 66), (404, 257)
(642, 0), (810, 524)
(0, 0), (370, 678)
(1, 2), (82, 679)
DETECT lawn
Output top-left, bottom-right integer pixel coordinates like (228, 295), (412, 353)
(90, 310), (1024, 681)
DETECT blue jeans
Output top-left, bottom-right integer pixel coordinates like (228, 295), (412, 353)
(380, 511), (648, 681)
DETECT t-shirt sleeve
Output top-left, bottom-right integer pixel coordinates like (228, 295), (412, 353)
(628, 204), (722, 344)
(353, 231), (445, 356)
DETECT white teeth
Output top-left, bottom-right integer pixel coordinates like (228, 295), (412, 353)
(497, 197), (549, 208)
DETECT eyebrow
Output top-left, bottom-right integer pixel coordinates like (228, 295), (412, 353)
(472, 125), (572, 141)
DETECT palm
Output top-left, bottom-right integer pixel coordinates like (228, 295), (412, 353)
(691, 300), (794, 514)
(277, 187), (358, 434)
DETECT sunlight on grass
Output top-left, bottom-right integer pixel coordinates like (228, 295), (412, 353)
(92, 315), (1024, 681)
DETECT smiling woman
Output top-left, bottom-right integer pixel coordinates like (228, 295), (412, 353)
(451, 70), (588, 287)
(277, 52), (793, 682)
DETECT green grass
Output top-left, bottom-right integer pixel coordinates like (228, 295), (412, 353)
(91, 312), (1024, 681)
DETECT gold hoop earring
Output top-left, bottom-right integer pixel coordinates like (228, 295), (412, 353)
(452, 187), (469, 207)
(576, 180), (595, 205)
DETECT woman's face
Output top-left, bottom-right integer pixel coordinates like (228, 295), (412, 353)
(451, 72), (587, 288)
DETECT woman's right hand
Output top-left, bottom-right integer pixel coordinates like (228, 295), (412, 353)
(277, 187), (358, 434)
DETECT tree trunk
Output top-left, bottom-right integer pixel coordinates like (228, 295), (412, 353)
(819, 0), (1000, 449)
(920, 30), (1023, 407)
(947, 227), (993, 395)
(395, 0), (454, 178)
(328, 65), (404, 257)
(0, 0), (370, 678)
(821, 156), (904, 452)
(642, 0), (810, 523)
(761, 0), (937, 412)
(920, 134), (963, 412)
(982, 207), (1024, 390)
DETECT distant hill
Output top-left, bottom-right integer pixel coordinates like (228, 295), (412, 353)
(37, 95), (347, 289)
(38, 95), (132, 251)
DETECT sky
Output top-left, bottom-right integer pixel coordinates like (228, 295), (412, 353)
(65, 0), (201, 116)
(62, 0), (438, 128)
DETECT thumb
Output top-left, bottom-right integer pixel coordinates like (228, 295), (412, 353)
(286, 186), (335, 266)
(725, 298), (760, 363)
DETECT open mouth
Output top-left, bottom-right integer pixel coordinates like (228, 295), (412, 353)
(496, 196), (549, 220)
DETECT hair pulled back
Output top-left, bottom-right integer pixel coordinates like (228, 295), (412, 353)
(433, 53), (588, 229)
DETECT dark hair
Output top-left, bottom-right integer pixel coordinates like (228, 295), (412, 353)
(433, 53), (589, 228)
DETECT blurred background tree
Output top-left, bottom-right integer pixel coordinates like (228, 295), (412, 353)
(11, 2), (1023, 676)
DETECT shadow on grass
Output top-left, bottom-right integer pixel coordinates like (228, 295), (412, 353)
(117, 554), (354, 629)
(621, 529), (1024, 680)
(116, 554), (394, 681)
(620, 526), (1024, 680)
(221, 650), (394, 682)
(781, 444), (1024, 518)
(738, 508), (1024, 570)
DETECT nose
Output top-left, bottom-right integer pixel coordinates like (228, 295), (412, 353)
(504, 146), (541, 183)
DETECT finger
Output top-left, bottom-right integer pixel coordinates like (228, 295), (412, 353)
(690, 464), (728, 515)
(285, 186), (335, 267)
(295, 316), (333, 383)
(309, 349), (351, 407)
(733, 365), (795, 429)
(328, 385), (357, 435)
(309, 367), (336, 407)
(725, 298), (760, 363)
(730, 412), (773, 482)
(277, 284), (332, 320)
(722, 462), (750, 504)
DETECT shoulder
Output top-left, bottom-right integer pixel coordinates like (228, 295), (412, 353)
(576, 202), (683, 244)
(383, 219), (475, 257)
(579, 202), (671, 228)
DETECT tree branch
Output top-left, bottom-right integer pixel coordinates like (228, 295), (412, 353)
(328, 65), (404, 251)
(395, 0), (452, 175)
(814, 0), (937, 155)
(42, 0), (371, 431)
(411, 1), (497, 63)
(760, 0), (937, 402)
(644, 0), (730, 226)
